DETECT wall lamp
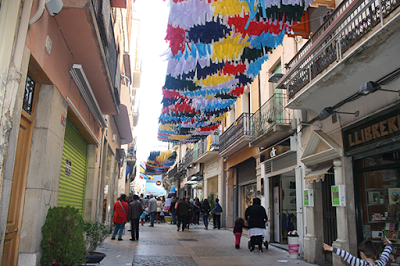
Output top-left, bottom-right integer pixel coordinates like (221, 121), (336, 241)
(319, 107), (359, 120)
(359, 81), (400, 96)
(268, 73), (284, 83)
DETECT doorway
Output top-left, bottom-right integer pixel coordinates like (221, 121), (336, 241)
(2, 76), (38, 266)
(322, 171), (337, 262)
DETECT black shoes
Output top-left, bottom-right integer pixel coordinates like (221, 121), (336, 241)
(130, 238), (135, 241)
(111, 237), (115, 240)
(235, 245), (240, 249)
(118, 238), (123, 241)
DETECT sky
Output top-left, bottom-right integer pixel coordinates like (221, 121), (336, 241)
(133, 0), (170, 164)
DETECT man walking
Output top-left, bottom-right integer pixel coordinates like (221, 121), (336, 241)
(128, 195), (143, 241)
(111, 194), (129, 241)
(148, 194), (157, 227)
(139, 194), (146, 209)
(175, 197), (191, 232)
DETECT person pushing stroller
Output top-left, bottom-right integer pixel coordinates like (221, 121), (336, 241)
(245, 197), (268, 252)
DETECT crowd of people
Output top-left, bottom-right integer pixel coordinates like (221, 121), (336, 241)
(109, 193), (393, 266)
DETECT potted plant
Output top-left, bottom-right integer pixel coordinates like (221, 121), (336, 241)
(40, 206), (86, 266)
(287, 230), (299, 259)
(82, 221), (109, 263)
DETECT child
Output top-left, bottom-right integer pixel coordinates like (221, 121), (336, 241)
(140, 208), (147, 226)
(323, 236), (392, 266)
(233, 217), (246, 249)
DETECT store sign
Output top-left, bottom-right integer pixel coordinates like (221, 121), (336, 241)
(304, 189), (314, 207)
(261, 143), (290, 161)
(343, 109), (400, 153)
(156, 181), (161, 186)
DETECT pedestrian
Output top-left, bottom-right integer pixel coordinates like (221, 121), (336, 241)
(148, 194), (157, 227)
(160, 197), (166, 223)
(323, 236), (392, 266)
(156, 197), (162, 223)
(201, 199), (211, 230)
(139, 193), (146, 209)
(193, 198), (201, 225)
(111, 194), (129, 241)
(186, 197), (193, 229)
(175, 197), (191, 232)
(128, 195), (143, 241)
(233, 217), (246, 249)
(245, 198), (267, 252)
(140, 209), (146, 226)
(169, 196), (177, 224)
(212, 198), (222, 229)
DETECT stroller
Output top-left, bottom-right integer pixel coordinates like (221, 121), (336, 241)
(247, 221), (269, 252)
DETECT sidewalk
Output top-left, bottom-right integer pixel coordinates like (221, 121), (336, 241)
(94, 222), (318, 266)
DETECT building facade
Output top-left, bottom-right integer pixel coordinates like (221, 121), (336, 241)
(0, 0), (138, 265)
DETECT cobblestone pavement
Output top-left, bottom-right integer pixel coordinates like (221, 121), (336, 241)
(95, 222), (319, 266)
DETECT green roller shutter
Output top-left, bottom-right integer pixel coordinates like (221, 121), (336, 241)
(58, 119), (88, 213)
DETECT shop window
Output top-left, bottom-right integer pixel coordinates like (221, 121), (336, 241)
(356, 151), (400, 265)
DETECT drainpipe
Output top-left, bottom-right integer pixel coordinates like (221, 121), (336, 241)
(29, 0), (46, 25)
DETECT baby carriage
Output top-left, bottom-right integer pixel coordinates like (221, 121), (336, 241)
(247, 221), (269, 252)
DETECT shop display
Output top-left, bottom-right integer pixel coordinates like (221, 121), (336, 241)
(357, 152), (400, 265)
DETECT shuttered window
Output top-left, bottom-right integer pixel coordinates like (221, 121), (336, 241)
(58, 119), (88, 213)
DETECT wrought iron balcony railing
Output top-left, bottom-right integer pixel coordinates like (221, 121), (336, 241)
(193, 135), (219, 160)
(277, 0), (399, 98)
(91, 0), (118, 88)
(219, 113), (251, 153)
(181, 148), (193, 167)
(250, 93), (292, 139)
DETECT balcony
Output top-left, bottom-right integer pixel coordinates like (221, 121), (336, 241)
(250, 93), (294, 148)
(181, 149), (194, 168)
(219, 113), (252, 158)
(192, 135), (220, 163)
(56, 0), (120, 115)
(276, 0), (400, 113)
(114, 84), (133, 144)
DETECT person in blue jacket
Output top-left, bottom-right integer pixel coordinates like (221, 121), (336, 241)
(211, 198), (222, 229)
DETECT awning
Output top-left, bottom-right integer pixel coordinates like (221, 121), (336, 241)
(114, 104), (133, 144)
(186, 175), (203, 185)
(304, 163), (333, 185)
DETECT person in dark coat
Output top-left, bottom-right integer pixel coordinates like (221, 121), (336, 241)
(193, 198), (202, 225)
(201, 199), (211, 230)
(245, 198), (268, 252)
(175, 198), (191, 232)
(128, 195), (144, 241)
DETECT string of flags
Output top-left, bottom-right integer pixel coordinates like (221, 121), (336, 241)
(143, 151), (177, 175)
(158, 0), (314, 143)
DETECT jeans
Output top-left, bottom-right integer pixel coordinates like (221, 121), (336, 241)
(213, 213), (221, 229)
(130, 219), (139, 240)
(150, 212), (156, 226)
(203, 213), (209, 228)
(112, 222), (125, 239)
(194, 211), (200, 224)
(171, 210), (176, 224)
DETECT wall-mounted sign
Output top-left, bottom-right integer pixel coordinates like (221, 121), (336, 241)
(65, 159), (72, 177)
(343, 108), (400, 154)
(260, 136), (296, 162)
(304, 189), (314, 207)
(331, 185), (345, 207)
(156, 181), (161, 186)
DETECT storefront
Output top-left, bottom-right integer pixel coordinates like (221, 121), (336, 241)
(344, 106), (400, 264)
(237, 158), (257, 218)
(58, 119), (88, 214)
(261, 136), (298, 244)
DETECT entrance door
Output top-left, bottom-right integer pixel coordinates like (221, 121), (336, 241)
(2, 76), (37, 266)
(322, 172), (337, 262)
(274, 186), (280, 242)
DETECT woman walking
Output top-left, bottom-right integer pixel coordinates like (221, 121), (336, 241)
(201, 199), (211, 230)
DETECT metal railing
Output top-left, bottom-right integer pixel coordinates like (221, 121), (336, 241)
(250, 93), (291, 140)
(277, 0), (399, 98)
(91, 0), (118, 88)
(168, 164), (177, 179)
(181, 149), (193, 167)
(219, 113), (251, 153)
(193, 135), (219, 160)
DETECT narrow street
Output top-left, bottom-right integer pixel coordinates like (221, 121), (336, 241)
(95, 222), (318, 266)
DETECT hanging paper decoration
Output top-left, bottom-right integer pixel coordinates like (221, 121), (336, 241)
(144, 151), (177, 175)
(158, 0), (314, 143)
